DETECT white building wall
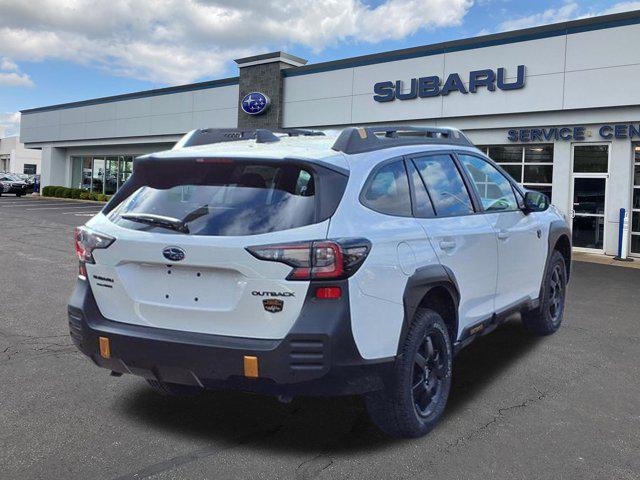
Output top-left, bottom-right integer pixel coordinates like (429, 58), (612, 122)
(20, 84), (239, 145)
(0, 136), (42, 174)
(282, 22), (640, 128)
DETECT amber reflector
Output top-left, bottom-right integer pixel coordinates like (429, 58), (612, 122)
(243, 356), (259, 378)
(99, 337), (111, 359)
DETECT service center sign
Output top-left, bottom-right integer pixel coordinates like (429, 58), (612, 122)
(373, 65), (526, 102)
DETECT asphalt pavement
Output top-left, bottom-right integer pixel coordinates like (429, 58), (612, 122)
(1, 194), (639, 480)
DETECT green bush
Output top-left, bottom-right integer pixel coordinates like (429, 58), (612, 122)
(39, 185), (110, 202)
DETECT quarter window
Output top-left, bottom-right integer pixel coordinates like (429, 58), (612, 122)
(458, 154), (519, 212)
(361, 160), (412, 216)
(412, 155), (474, 216)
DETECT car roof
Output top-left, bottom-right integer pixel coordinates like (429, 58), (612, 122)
(150, 134), (351, 172)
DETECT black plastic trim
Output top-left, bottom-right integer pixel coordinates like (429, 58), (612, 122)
(68, 279), (393, 396)
(398, 264), (460, 354)
(332, 126), (475, 154)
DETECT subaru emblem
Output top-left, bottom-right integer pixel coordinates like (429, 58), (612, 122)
(241, 92), (270, 116)
(163, 246), (186, 262)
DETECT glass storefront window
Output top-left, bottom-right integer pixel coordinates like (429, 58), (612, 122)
(524, 145), (553, 163)
(478, 144), (554, 201)
(632, 145), (640, 255)
(487, 146), (522, 163)
(70, 154), (136, 194)
(573, 145), (609, 173)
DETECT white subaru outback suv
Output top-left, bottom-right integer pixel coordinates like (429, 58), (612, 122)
(69, 126), (571, 438)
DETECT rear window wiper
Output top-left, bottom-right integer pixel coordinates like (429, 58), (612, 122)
(120, 213), (189, 234)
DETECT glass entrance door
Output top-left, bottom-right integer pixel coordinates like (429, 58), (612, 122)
(572, 176), (607, 251)
(104, 157), (119, 195)
(571, 144), (609, 253)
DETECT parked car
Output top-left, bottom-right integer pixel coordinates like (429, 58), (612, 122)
(16, 173), (35, 191)
(68, 126), (571, 438)
(0, 173), (28, 196)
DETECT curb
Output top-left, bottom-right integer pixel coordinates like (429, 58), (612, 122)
(34, 196), (107, 205)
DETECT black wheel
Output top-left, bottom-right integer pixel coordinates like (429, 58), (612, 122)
(522, 250), (567, 336)
(16, 193), (22, 197)
(365, 308), (452, 438)
(146, 379), (203, 397)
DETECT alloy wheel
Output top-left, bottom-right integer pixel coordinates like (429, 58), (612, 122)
(411, 330), (447, 418)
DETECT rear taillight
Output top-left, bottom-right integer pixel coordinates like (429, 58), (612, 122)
(74, 227), (115, 278)
(246, 238), (371, 281)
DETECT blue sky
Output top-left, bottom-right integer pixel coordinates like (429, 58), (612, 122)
(1, 0), (639, 135)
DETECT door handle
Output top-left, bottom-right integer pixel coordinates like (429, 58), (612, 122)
(439, 240), (456, 251)
(497, 231), (509, 240)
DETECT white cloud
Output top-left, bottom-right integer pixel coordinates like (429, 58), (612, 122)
(1, 57), (18, 71)
(0, 112), (21, 137)
(0, 0), (474, 85)
(493, 1), (640, 33)
(0, 71), (34, 87)
(600, 1), (640, 14)
(0, 55), (33, 87)
(498, 2), (580, 31)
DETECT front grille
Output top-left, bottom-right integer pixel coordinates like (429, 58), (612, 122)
(288, 339), (325, 371)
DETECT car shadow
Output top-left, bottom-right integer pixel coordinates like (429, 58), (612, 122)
(116, 319), (542, 453)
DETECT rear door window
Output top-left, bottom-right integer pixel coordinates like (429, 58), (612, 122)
(108, 163), (319, 236)
(412, 154), (474, 216)
(361, 160), (412, 216)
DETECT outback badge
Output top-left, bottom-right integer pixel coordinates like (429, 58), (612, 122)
(263, 298), (284, 313)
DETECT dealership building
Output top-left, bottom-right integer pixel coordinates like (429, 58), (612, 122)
(20, 10), (640, 257)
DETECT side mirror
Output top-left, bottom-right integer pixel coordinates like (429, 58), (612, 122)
(522, 190), (550, 214)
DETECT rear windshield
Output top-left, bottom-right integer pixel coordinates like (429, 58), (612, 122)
(108, 163), (318, 236)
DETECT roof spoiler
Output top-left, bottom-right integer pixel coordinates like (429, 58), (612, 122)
(174, 128), (324, 149)
(331, 126), (475, 154)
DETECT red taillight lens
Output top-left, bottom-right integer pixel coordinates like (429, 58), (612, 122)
(315, 287), (342, 299)
(74, 226), (115, 264)
(246, 238), (370, 281)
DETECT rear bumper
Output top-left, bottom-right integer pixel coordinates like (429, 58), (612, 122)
(68, 279), (393, 396)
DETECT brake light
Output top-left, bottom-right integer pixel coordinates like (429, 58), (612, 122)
(74, 227), (115, 279)
(246, 238), (370, 281)
(315, 287), (342, 299)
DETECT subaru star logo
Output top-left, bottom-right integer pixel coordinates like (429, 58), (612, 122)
(162, 246), (186, 262)
(241, 92), (270, 115)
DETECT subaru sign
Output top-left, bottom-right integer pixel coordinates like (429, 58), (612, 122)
(373, 65), (526, 102)
(241, 92), (270, 115)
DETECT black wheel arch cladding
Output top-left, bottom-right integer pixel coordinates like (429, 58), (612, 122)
(399, 264), (460, 354)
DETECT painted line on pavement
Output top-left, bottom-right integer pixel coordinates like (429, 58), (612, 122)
(26, 204), (103, 210)
(62, 210), (102, 215)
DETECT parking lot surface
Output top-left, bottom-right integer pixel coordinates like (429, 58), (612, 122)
(1, 195), (639, 480)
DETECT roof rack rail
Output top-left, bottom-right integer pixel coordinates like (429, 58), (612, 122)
(331, 126), (475, 154)
(175, 128), (324, 149)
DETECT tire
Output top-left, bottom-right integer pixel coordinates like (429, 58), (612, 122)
(365, 308), (452, 438)
(522, 250), (567, 336)
(146, 379), (203, 397)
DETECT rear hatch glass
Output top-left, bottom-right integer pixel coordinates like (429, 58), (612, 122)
(107, 162), (321, 236)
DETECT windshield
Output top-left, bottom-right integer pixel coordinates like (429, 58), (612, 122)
(108, 163), (318, 236)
